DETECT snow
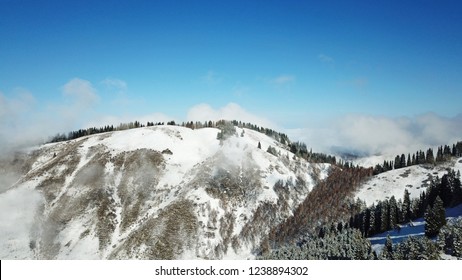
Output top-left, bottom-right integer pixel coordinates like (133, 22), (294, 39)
(356, 158), (462, 206)
(0, 185), (43, 259)
(369, 204), (462, 250)
(0, 124), (331, 260)
(57, 216), (100, 260)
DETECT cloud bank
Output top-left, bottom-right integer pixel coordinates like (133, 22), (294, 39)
(1, 77), (461, 166)
(287, 113), (462, 157)
(0, 78), (102, 155)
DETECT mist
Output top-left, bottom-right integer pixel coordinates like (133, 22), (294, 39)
(287, 112), (462, 158)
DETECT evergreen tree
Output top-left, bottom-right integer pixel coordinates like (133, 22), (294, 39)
(400, 154), (406, 168)
(425, 196), (446, 238)
(388, 196), (399, 229)
(426, 148), (435, 164)
(394, 155), (401, 169)
(380, 200), (390, 232)
(402, 189), (412, 223)
(381, 235), (394, 260)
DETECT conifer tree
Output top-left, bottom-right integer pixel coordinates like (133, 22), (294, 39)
(402, 189), (411, 223)
(425, 196), (446, 238)
(381, 235), (394, 260)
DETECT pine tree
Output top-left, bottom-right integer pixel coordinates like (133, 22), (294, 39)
(381, 235), (394, 260)
(426, 148), (434, 164)
(400, 154), (406, 168)
(380, 200), (390, 232)
(425, 196), (446, 238)
(388, 196), (399, 229)
(402, 189), (411, 223)
(394, 155), (401, 169)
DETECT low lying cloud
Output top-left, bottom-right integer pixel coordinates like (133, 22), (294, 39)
(1, 77), (461, 166)
(288, 113), (462, 157)
(0, 78), (102, 155)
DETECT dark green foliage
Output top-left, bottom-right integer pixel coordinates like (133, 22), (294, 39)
(263, 220), (462, 260)
(260, 226), (375, 260)
(438, 218), (462, 257)
(402, 189), (412, 223)
(425, 196), (446, 238)
(391, 236), (440, 260)
(289, 141), (337, 164)
(351, 169), (462, 238)
(381, 235), (394, 260)
(373, 143), (461, 176)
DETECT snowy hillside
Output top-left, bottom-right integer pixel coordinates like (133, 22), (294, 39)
(0, 125), (330, 260)
(356, 158), (462, 206)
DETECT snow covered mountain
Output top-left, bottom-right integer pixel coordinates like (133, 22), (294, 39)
(0, 124), (330, 260)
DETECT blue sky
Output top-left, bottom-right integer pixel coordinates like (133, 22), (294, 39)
(1, 0), (462, 154)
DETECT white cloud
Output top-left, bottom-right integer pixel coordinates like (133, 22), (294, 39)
(101, 78), (127, 91)
(271, 75), (295, 85)
(0, 79), (102, 154)
(287, 113), (462, 157)
(0, 88), (35, 121)
(0, 89), (40, 154)
(62, 78), (99, 106)
(187, 103), (276, 129)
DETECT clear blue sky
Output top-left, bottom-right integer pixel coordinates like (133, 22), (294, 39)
(1, 0), (462, 129)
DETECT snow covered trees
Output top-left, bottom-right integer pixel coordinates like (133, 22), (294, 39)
(351, 169), (462, 238)
(216, 121), (237, 141)
(261, 226), (375, 260)
(425, 196), (446, 238)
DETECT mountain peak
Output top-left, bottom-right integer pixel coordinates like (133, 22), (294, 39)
(0, 124), (330, 259)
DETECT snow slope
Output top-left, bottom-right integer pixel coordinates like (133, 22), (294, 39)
(0, 125), (330, 260)
(356, 158), (462, 206)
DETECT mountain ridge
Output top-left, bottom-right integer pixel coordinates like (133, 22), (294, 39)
(0, 124), (330, 259)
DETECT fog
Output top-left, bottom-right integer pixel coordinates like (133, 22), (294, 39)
(287, 112), (462, 157)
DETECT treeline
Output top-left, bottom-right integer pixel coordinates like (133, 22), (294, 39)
(289, 141), (337, 165)
(261, 210), (462, 260)
(48, 119), (290, 145)
(350, 169), (462, 238)
(49, 121), (149, 143)
(48, 119), (342, 165)
(264, 166), (373, 251)
(373, 142), (462, 175)
(260, 226), (375, 260)
(381, 218), (462, 260)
